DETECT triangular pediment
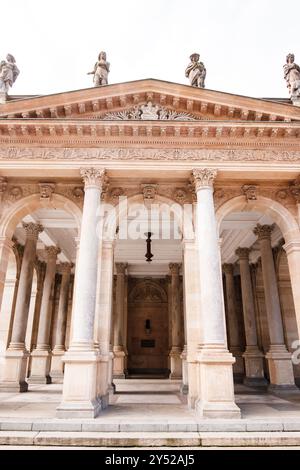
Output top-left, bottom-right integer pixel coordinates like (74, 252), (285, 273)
(1, 79), (299, 122)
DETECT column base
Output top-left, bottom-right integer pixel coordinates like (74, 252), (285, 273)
(195, 346), (241, 419)
(56, 348), (103, 419)
(27, 349), (52, 384)
(50, 348), (65, 383)
(243, 376), (268, 387)
(112, 348), (126, 378)
(169, 347), (182, 379)
(266, 345), (296, 387)
(268, 383), (299, 394)
(0, 348), (29, 393)
(180, 383), (189, 394)
(108, 383), (116, 394)
(230, 347), (245, 377)
(243, 346), (266, 385)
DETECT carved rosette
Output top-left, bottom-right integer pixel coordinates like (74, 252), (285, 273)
(45, 245), (61, 259)
(192, 168), (217, 191)
(289, 177), (300, 203)
(0, 177), (7, 195)
(223, 263), (234, 274)
(235, 247), (251, 260)
(253, 223), (275, 240)
(80, 167), (106, 190)
(22, 222), (44, 240)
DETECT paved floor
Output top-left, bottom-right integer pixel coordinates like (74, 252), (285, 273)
(0, 380), (300, 423)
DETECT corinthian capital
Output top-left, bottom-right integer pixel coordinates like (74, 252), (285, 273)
(45, 245), (61, 259)
(22, 222), (44, 240)
(192, 168), (217, 191)
(80, 167), (106, 189)
(169, 262), (181, 274)
(253, 223), (275, 240)
(223, 263), (234, 274)
(115, 262), (127, 274)
(235, 247), (251, 260)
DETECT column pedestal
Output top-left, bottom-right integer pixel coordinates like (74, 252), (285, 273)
(180, 346), (188, 394)
(113, 347), (126, 378)
(28, 348), (51, 384)
(195, 347), (241, 419)
(0, 348), (29, 392)
(243, 346), (267, 387)
(266, 345), (298, 391)
(169, 347), (182, 379)
(50, 348), (65, 383)
(56, 349), (102, 418)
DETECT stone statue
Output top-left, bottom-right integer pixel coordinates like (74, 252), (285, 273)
(0, 54), (20, 94)
(87, 51), (110, 86)
(284, 53), (300, 98)
(185, 53), (206, 88)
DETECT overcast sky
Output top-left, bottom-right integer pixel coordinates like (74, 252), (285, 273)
(1, 0), (299, 98)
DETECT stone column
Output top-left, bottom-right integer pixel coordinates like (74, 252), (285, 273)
(95, 239), (114, 406)
(223, 263), (245, 382)
(235, 248), (266, 386)
(192, 168), (240, 418)
(182, 239), (201, 409)
(284, 240), (300, 343)
(254, 224), (296, 390)
(57, 167), (106, 418)
(169, 263), (182, 379)
(113, 262), (127, 378)
(29, 246), (60, 384)
(0, 237), (14, 314)
(0, 222), (43, 392)
(50, 263), (72, 382)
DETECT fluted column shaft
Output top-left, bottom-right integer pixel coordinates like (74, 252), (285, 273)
(170, 263), (181, 348)
(235, 247), (266, 386)
(254, 224), (285, 345)
(235, 249), (259, 347)
(114, 263), (127, 349)
(54, 264), (72, 349)
(113, 262), (127, 379)
(169, 263), (182, 379)
(10, 223), (43, 347)
(223, 263), (244, 380)
(36, 246), (60, 349)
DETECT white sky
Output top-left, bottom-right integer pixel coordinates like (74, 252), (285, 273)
(1, 0), (299, 98)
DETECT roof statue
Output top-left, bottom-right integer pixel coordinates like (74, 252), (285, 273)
(87, 51), (110, 87)
(185, 53), (206, 88)
(0, 54), (20, 103)
(284, 53), (300, 104)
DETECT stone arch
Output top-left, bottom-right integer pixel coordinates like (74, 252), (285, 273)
(0, 193), (82, 239)
(129, 278), (168, 303)
(215, 195), (300, 244)
(103, 193), (191, 241)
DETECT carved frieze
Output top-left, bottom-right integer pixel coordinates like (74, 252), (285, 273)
(102, 101), (199, 121)
(1, 148), (300, 162)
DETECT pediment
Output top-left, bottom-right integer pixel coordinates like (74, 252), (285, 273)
(1, 78), (300, 123)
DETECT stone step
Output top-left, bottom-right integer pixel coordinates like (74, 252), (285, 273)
(2, 419), (300, 432)
(1, 431), (300, 447)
